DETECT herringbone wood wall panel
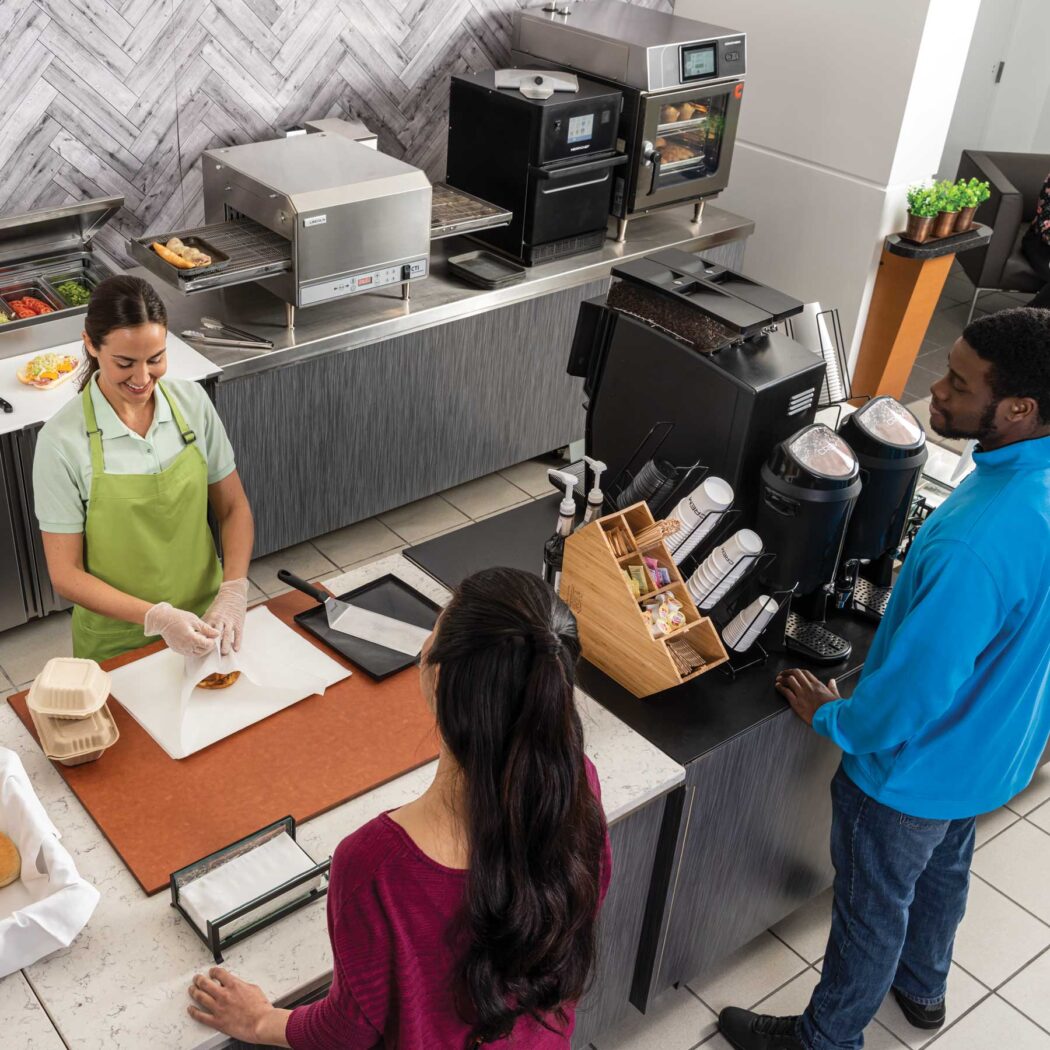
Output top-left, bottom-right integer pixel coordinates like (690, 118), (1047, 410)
(0, 0), (669, 264)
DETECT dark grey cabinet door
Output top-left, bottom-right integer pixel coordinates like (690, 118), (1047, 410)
(645, 712), (840, 998)
(572, 794), (667, 1048)
(0, 437), (30, 631)
(216, 282), (606, 557)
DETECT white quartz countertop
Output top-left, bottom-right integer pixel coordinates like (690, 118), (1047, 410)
(0, 332), (221, 437)
(1, 554), (684, 1049)
(0, 971), (64, 1049)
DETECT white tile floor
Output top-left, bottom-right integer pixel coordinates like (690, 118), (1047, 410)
(3, 270), (1048, 1048)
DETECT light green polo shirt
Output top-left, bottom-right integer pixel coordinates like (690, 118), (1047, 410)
(33, 375), (236, 534)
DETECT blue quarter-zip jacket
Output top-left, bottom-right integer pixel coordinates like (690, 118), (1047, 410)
(812, 433), (1050, 819)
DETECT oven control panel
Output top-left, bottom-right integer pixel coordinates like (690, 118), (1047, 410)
(300, 257), (428, 304)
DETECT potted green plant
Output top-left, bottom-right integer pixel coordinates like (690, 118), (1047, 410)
(905, 185), (939, 243)
(932, 179), (961, 238)
(954, 177), (990, 232)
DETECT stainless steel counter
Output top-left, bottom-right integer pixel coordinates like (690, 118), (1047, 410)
(151, 204), (752, 379)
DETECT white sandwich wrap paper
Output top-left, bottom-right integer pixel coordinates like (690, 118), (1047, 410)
(110, 607), (351, 759)
(0, 748), (100, 977)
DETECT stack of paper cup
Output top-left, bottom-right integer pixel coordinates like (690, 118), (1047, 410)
(666, 477), (734, 565)
(722, 595), (779, 652)
(687, 529), (763, 610)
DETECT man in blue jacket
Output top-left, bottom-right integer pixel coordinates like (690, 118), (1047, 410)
(720, 307), (1050, 1050)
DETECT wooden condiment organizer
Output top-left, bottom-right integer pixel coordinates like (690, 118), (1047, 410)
(559, 502), (728, 698)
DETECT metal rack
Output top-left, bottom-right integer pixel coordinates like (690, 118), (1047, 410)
(169, 816), (329, 963)
(785, 306), (852, 408)
(130, 219), (292, 295)
(430, 183), (512, 240)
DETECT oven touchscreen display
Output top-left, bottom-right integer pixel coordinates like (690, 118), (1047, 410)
(567, 114), (594, 144)
(681, 43), (716, 80)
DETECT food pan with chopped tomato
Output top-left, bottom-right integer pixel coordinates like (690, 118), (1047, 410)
(0, 281), (62, 320)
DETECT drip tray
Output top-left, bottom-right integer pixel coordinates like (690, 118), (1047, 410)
(447, 250), (525, 289)
(129, 220), (291, 294)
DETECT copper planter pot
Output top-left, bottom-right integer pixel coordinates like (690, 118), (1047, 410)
(954, 206), (976, 232)
(905, 212), (934, 243)
(932, 210), (959, 238)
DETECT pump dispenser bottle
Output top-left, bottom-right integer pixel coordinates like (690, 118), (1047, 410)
(577, 456), (607, 530)
(543, 469), (578, 592)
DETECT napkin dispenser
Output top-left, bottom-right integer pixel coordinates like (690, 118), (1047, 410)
(169, 816), (329, 963)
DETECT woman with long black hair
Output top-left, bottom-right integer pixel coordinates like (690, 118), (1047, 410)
(187, 567), (611, 1048)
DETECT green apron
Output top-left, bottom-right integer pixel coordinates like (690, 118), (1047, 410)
(71, 380), (223, 662)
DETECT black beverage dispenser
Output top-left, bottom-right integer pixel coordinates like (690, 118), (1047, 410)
(568, 249), (824, 524)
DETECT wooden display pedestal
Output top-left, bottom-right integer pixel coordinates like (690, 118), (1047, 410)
(852, 225), (991, 403)
(560, 503), (727, 698)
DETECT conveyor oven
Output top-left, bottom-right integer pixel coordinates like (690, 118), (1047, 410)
(129, 121), (511, 326)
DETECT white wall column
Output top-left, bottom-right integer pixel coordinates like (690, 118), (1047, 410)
(674, 0), (980, 366)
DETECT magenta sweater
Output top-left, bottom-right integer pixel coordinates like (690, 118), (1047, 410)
(286, 760), (612, 1049)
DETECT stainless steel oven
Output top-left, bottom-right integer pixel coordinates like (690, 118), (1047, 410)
(513, 0), (746, 241)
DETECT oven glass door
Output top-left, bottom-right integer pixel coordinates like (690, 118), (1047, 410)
(632, 81), (741, 211)
(653, 92), (728, 187)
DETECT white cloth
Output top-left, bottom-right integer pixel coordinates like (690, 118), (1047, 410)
(0, 748), (99, 978)
(179, 831), (320, 938)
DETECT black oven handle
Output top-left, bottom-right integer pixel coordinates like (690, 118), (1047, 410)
(533, 153), (628, 181)
(649, 149), (663, 195)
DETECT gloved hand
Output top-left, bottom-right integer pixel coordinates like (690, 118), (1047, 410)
(144, 602), (221, 658)
(202, 579), (250, 656)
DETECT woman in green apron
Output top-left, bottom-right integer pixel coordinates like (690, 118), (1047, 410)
(32, 275), (254, 663)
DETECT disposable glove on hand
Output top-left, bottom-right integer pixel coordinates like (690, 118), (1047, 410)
(144, 602), (221, 658)
(203, 579), (249, 656)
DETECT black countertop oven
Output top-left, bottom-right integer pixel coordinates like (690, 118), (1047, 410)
(512, 0), (746, 241)
(446, 70), (625, 265)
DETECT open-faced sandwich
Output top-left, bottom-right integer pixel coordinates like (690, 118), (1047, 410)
(197, 671), (241, 690)
(16, 351), (80, 390)
(152, 237), (212, 270)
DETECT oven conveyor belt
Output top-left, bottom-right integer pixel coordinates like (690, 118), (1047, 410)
(128, 219), (292, 294)
(430, 183), (512, 240)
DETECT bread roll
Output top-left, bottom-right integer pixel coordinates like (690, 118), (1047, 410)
(152, 241), (197, 270)
(0, 832), (20, 888)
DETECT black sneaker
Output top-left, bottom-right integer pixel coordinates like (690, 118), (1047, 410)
(892, 988), (946, 1030)
(719, 1007), (805, 1050)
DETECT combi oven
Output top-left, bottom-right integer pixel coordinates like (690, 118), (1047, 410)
(513, 0), (746, 241)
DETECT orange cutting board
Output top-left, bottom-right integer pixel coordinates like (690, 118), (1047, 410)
(8, 592), (440, 895)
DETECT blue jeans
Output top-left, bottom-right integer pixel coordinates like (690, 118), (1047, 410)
(798, 764), (976, 1050)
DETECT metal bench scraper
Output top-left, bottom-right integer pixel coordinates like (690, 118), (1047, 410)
(277, 571), (431, 657)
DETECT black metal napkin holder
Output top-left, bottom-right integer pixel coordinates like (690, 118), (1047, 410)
(170, 816), (330, 963)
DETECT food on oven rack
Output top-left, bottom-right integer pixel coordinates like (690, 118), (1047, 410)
(9, 296), (55, 318)
(658, 142), (700, 164)
(16, 351), (80, 389)
(0, 831), (20, 888)
(660, 104), (681, 124)
(152, 237), (212, 270)
(197, 671), (241, 690)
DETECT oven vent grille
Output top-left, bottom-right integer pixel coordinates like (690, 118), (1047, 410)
(788, 387), (817, 416)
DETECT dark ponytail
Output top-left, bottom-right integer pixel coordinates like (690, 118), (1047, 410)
(426, 567), (606, 1046)
(78, 275), (167, 391)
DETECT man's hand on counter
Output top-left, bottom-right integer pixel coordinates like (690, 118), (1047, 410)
(775, 668), (841, 726)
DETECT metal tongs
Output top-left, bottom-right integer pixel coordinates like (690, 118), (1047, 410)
(181, 316), (274, 349)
